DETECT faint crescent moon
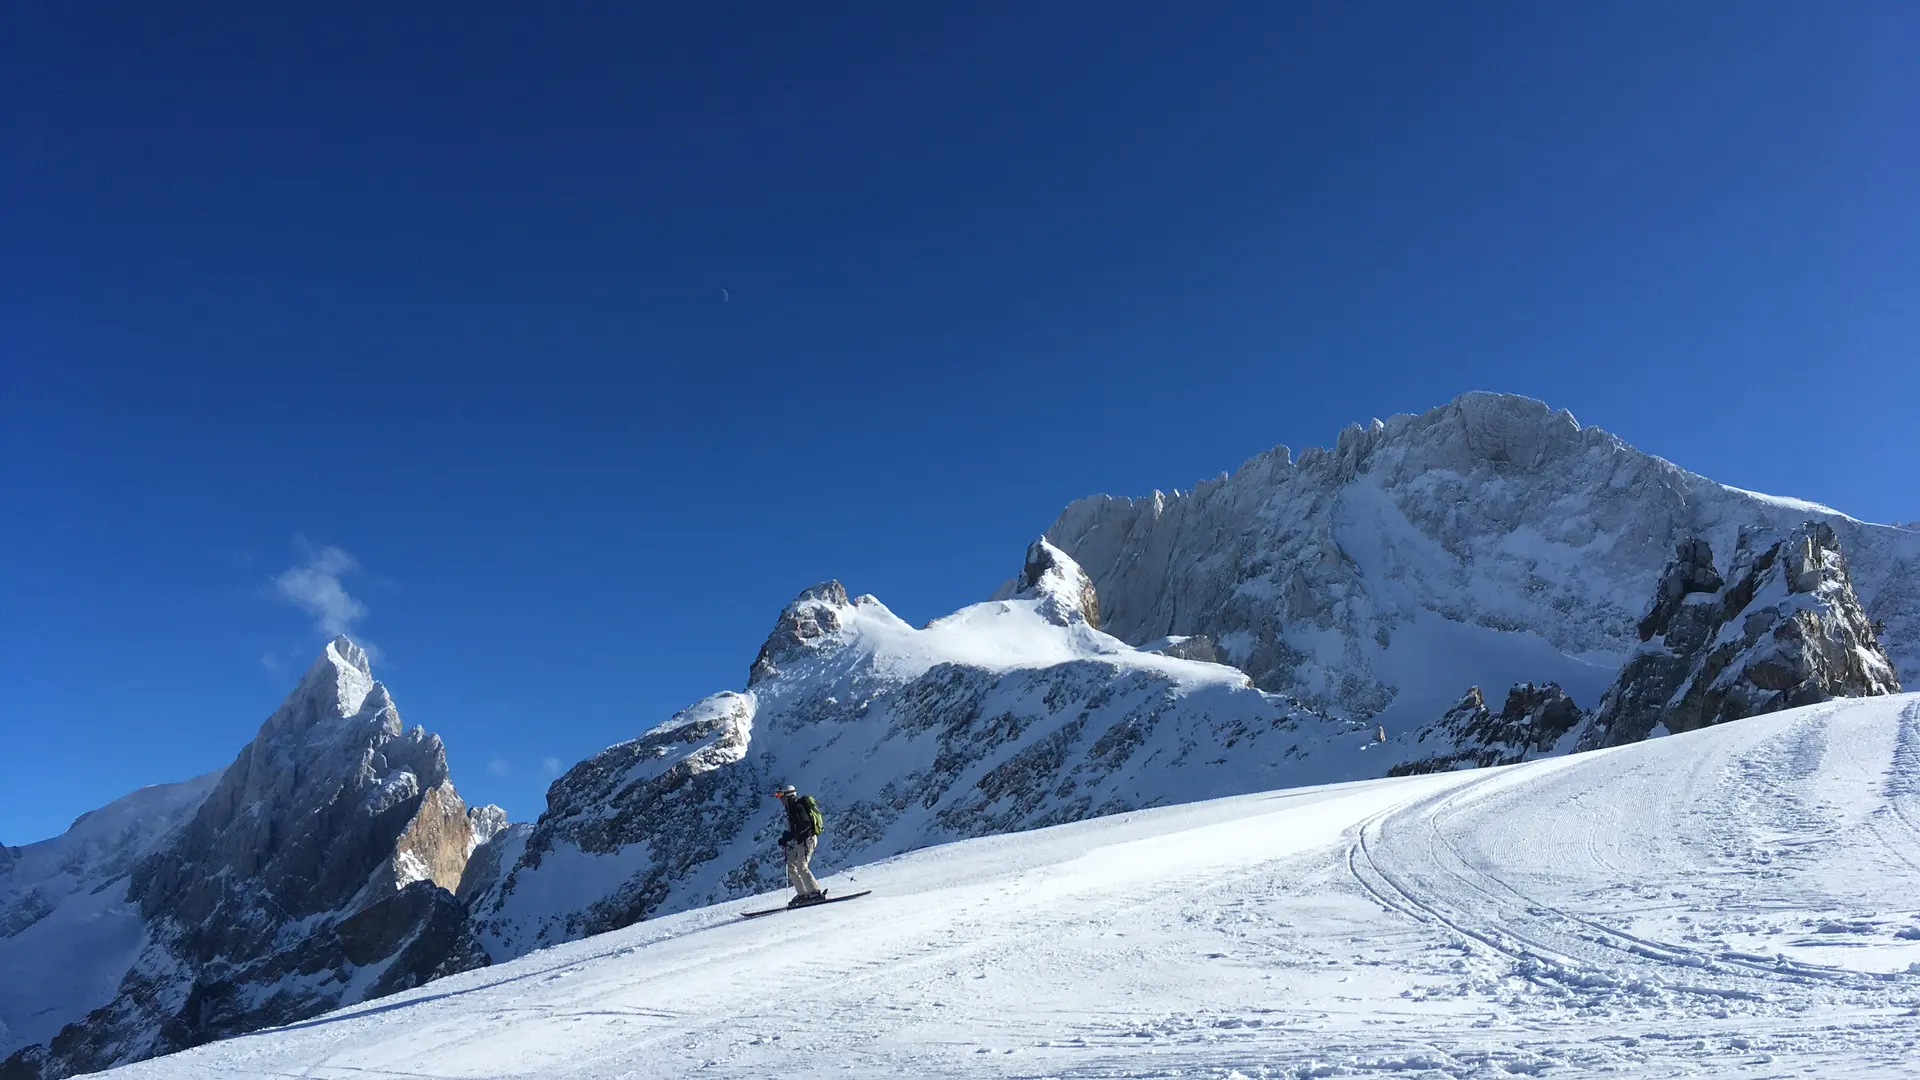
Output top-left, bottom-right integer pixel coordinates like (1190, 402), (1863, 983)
(721, 289), (730, 303)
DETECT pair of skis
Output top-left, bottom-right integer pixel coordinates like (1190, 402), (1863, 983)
(739, 890), (872, 919)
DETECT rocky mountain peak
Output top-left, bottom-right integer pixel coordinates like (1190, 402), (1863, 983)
(130, 639), (464, 924)
(5, 639), (488, 1080)
(266, 635), (381, 748)
(1577, 522), (1901, 749)
(749, 581), (854, 685)
(1013, 537), (1101, 628)
(1045, 392), (1918, 732)
(466, 804), (511, 855)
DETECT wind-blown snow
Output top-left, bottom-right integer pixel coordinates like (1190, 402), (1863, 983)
(1716, 484), (1854, 521)
(104, 694), (1920, 1079)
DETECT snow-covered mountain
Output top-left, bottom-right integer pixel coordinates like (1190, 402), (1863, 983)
(459, 394), (1917, 962)
(464, 539), (1387, 960)
(1, 640), (504, 1080)
(1394, 520), (1902, 772)
(0, 774), (222, 1060)
(95, 694), (1920, 1080)
(1046, 392), (1920, 736)
(9, 390), (1915, 1076)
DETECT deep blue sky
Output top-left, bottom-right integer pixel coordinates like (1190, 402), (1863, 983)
(3, 4), (1915, 844)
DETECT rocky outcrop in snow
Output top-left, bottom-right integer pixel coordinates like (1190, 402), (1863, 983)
(1007, 537), (1102, 628)
(1390, 683), (1583, 776)
(1044, 393), (1920, 733)
(1140, 635), (1225, 664)
(748, 582), (852, 685)
(1576, 524), (1901, 749)
(3, 639), (489, 1080)
(465, 543), (1376, 961)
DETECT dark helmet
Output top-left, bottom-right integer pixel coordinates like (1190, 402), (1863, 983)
(773, 783), (798, 798)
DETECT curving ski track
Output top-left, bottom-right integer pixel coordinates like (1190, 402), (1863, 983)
(105, 697), (1920, 1080)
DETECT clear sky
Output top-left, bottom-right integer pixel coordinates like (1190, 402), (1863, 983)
(3, 4), (1915, 844)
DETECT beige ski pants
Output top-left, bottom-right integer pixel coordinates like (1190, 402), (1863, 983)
(785, 836), (822, 897)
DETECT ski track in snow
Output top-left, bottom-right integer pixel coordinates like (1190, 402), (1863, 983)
(102, 697), (1920, 1080)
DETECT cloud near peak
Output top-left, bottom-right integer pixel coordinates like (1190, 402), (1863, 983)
(276, 546), (367, 637)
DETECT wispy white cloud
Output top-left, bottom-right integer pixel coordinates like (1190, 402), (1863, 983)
(487, 759), (514, 778)
(540, 757), (564, 778)
(276, 546), (366, 637)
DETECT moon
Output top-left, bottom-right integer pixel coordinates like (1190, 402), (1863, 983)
(721, 289), (729, 303)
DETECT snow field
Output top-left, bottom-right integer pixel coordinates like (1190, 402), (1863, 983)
(102, 696), (1920, 1079)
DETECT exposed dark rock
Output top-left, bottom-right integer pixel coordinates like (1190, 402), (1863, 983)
(1638, 537), (1725, 641)
(749, 582), (851, 684)
(1016, 537), (1102, 628)
(1577, 523), (1902, 750)
(468, 692), (761, 956)
(1392, 682), (1583, 776)
(1140, 635), (1224, 664)
(4, 639), (489, 1079)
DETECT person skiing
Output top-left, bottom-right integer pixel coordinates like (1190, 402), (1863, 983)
(773, 783), (826, 907)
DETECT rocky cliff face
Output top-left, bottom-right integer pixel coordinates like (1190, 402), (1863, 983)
(1575, 523), (1902, 749)
(465, 539), (1381, 961)
(1390, 683), (1583, 776)
(2, 639), (498, 1080)
(1044, 393), (1920, 734)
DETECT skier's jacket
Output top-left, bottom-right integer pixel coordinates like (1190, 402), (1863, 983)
(780, 793), (824, 843)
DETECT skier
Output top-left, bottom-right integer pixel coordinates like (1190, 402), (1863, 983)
(773, 783), (827, 907)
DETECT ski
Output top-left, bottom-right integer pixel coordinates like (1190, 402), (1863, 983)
(740, 890), (872, 918)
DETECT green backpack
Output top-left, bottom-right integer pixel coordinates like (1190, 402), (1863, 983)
(800, 794), (825, 836)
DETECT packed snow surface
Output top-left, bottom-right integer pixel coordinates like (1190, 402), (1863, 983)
(104, 695), (1920, 1079)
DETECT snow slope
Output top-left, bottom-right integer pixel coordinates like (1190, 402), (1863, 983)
(106, 694), (1920, 1079)
(465, 545), (1378, 960)
(0, 773), (222, 1057)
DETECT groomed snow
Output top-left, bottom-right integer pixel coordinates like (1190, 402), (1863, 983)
(102, 696), (1920, 1079)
